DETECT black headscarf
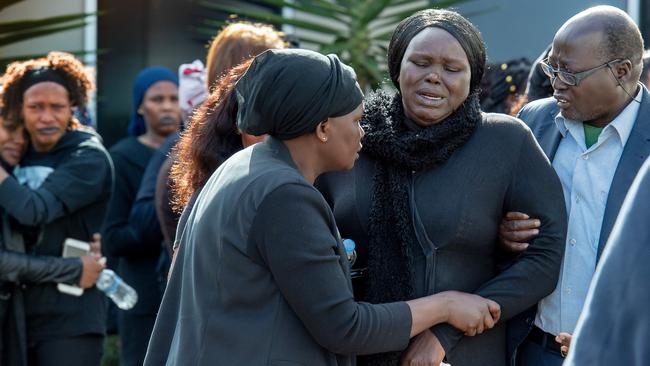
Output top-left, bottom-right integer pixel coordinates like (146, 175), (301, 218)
(19, 68), (70, 96)
(236, 48), (363, 140)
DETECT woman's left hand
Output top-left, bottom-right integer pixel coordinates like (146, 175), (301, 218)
(400, 330), (445, 366)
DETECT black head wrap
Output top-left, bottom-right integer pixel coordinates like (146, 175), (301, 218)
(236, 48), (363, 140)
(19, 67), (70, 96)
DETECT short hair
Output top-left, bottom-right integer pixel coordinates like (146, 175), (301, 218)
(205, 22), (286, 91)
(600, 14), (644, 72)
(1, 52), (93, 130)
(387, 9), (486, 94)
(571, 6), (645, 78)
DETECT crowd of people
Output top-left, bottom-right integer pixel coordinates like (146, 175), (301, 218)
(0, 4), (649, 366)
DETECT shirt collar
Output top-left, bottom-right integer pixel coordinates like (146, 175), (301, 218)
(554, 86), (643, 146)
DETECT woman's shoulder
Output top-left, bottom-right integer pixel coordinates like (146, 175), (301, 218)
(109, 136), (152, 164)
(109, 136), (141, 153)
(478, 112), (532, 141)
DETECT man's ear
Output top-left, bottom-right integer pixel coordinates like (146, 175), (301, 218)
(315, 119), (329, 142)
(614, 59), (632, 81)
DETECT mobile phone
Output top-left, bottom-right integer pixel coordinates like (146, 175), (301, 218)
(57, 238), (90, 297)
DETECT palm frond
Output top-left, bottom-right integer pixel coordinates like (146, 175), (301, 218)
(0, 21), (87, 47)
(196, 0), (474, 89)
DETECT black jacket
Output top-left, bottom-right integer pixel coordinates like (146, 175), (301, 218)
(0, 212), (82, 366)
(317, 112), (567, 366)
(102, 137), (161, 315)
(0, 129), (113, 341)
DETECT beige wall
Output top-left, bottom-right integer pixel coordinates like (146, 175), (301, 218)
(0, 0), (88, 60)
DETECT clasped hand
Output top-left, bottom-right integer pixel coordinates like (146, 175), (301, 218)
(401, 292), (500, 366)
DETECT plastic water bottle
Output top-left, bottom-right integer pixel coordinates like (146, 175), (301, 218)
(343, 239), (357, 266)
(96, 269), (138, 310)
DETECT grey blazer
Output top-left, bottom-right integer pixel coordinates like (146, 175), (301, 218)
(564, 157), (650, 366)
(144, 137), (412, 366)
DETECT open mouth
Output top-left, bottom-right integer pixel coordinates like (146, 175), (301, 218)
(554, 95), (570, 108)
(416, 91), (445, 105)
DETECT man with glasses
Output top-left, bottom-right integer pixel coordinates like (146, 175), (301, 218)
(500, 5), (649, 366)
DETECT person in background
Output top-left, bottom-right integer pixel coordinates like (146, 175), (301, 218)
(205, 22), (286, 92)
(148, 21), (287, 256)
(145, 48), (500, 366)
(480, 58), (531, 115)
(102, 66), (181, 366)
(0, 51), (112, 366)
(563, 157), (650, 366)
(525, 45), (554, 102)
(499, 6), (649, 365)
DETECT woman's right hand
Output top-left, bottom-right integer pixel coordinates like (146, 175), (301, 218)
(79, 255), (105, 289)
(442, 291), (501, 336)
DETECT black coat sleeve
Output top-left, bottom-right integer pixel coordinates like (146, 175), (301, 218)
(432, 127), (567, 353)
(102, 152), (156, 258)
(128, 149), (166, 252)
(250, 183), (412, 355)
(0, 145), (112, 226)
(0, 250), (81, 285)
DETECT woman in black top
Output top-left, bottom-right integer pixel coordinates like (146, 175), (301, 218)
(102, 67), (181, 366)
(0, 52), (112, 366)
(145, 49), (501, 366)
(316, 9), (567, 366)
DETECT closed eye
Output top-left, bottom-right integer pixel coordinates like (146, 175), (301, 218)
(411, 59), (428, 67)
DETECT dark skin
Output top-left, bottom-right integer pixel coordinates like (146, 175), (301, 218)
(500, 8), (642, 357)
(285, 105), (500, 340)
(0, 121), (104, 288)
(397, 26), (474, 366)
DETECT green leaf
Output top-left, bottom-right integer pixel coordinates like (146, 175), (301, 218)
(0, 12), (94, 34)
(0, 48), (104, 69)
(198, 1), (344, 35)
(297, 0), (349, 13)
(0, 21), (87, 47)
(0, 0), (23, 12)
(256, 0), (349, 19)
(351, 0), (386, 24)
(320, 39), (352, 54)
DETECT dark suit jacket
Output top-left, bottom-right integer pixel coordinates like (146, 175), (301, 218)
(564, 157), (650, 365)
(144, 137), (412, 366)
(508, 86), (650, 364)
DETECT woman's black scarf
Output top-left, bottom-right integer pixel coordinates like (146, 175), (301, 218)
(358, 90), (481, 366)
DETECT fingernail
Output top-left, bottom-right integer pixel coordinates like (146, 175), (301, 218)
(533, 229), (539, 235)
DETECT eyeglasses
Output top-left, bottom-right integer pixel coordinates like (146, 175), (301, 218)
(540, 58), (623, 86)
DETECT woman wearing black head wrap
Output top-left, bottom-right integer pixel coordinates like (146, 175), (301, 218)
(316, 9), (567, 366)
(144, 48), (500, 366)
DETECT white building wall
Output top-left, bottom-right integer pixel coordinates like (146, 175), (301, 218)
(0, 0), (91, 63)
